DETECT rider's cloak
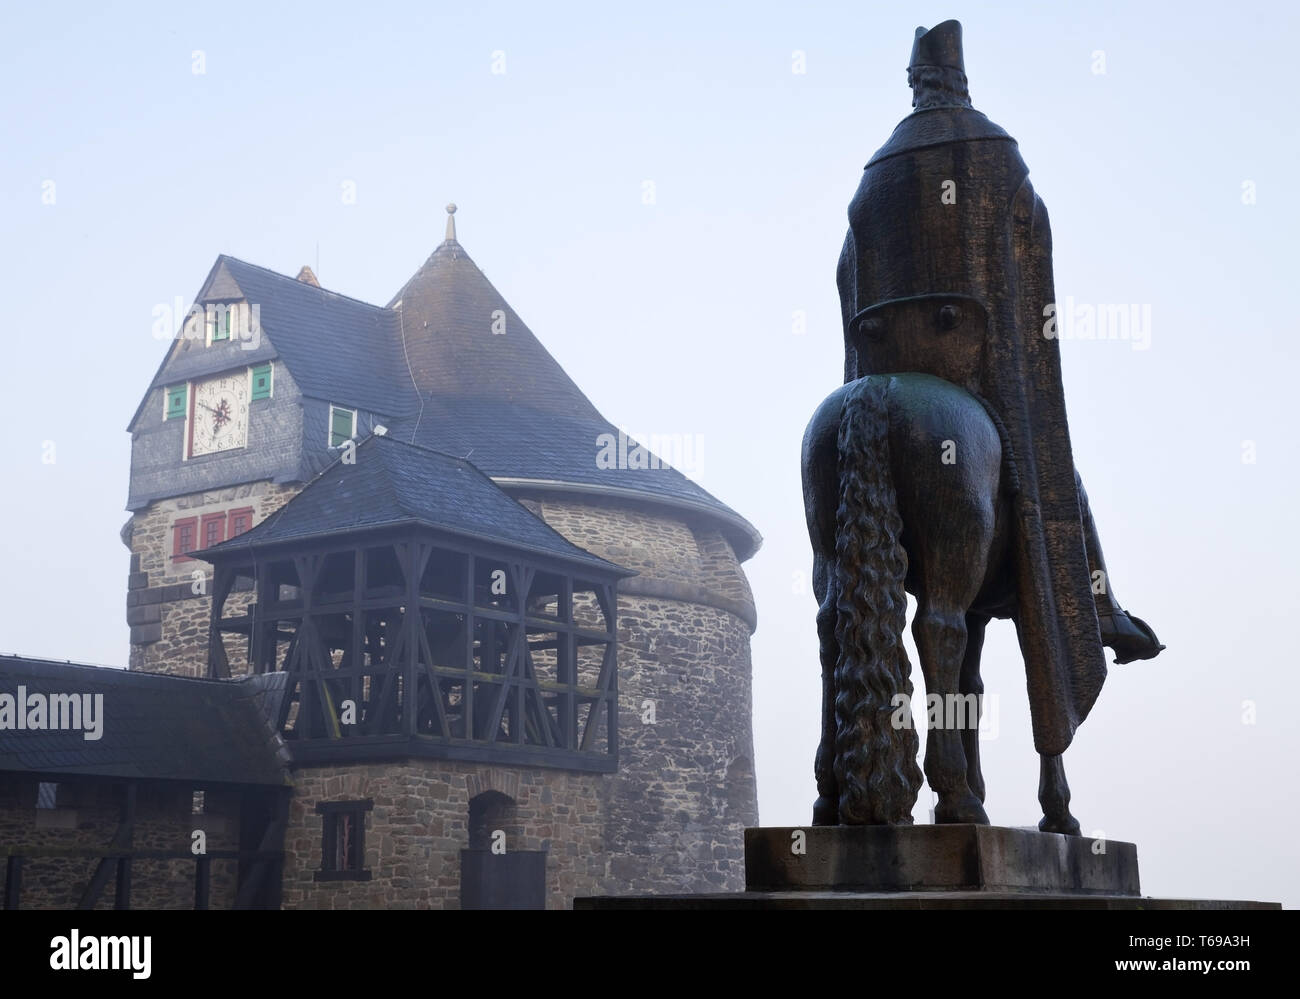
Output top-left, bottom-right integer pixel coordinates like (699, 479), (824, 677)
(837, 102), (1107, 756)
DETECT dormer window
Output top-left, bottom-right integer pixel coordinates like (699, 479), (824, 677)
(208, 303), (236, 343)
(329, 405), (356, 447)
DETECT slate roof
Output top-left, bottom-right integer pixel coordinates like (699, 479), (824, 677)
(128, 226), (761, 560)
(197, 434), (632, 578)
(387, 240), (761, 558)
(221, 257), (411, 417)
(0, 656), (289, 786)
(129, 256), (410, 427)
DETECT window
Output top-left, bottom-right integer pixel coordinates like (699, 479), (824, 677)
(172, 517), (198, 562)
(329, 406), (356, 447)
(175, 509), (254, 558)
(201, 513), (226, 549)
(165, 384), (188, 420)
(36, 782), (58, 809)
(227, 507), (254, 538)
(315, 800), (373, 881)
(209, 303), (232, 342)
(250, 362), (272, 400)
(192, 790), (205, 815)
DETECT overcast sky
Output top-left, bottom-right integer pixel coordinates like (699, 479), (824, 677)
(2, 0), (1296, 907)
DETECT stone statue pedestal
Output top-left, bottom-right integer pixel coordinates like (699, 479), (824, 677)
(575, 825), (1278, 909)
(746, 824), (1137, 894)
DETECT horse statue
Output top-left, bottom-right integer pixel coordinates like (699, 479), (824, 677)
(800, 288), (1164, 832)
(805, 20), (1166, 834)
(802, 366), (1067, 831)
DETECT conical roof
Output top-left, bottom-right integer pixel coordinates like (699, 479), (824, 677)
(386, 223), (760, 559)
(388, 237), (607, 420)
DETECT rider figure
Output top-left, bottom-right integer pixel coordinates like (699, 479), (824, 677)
(837, 19), (1162, 719)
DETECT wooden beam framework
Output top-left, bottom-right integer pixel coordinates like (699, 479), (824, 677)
(208, 529), (620, 771)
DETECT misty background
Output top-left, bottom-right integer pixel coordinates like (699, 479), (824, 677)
(2, 0), (1296, 906)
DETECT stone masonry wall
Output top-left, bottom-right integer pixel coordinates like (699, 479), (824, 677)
(281, 763), (605, 910)
(602, 597), (757, 892)
(519, 495), (760, 895)
(127, 480), (299, 677)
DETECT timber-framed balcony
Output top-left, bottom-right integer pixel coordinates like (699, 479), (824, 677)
(206, 531), (623, 772)
(194, 436), (632, 774)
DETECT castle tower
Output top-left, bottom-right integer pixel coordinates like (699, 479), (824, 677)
(122, 208), (761, 904)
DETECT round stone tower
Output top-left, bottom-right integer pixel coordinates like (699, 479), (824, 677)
(520, 496), (758, 891)
(388, 206), (762, 895)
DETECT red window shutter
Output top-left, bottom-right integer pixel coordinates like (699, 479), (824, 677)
(227, 506), (254, 538)
(173, 518), (198, 562)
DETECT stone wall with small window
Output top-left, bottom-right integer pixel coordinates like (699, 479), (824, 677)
(281, 763), (605, 910)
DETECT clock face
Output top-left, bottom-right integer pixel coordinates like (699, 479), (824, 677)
(189, 372), (249, 457)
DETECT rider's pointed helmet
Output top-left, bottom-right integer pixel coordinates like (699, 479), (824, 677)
(909, 19), (965, 73)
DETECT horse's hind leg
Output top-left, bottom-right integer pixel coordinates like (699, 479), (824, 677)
(1038, 753), (1081, 836)
(913, 598), (990, 824)
(905, 443), (998, 823)
(959, 613), (990, 804)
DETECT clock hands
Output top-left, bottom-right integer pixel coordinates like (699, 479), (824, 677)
(196, 399), (233, 433)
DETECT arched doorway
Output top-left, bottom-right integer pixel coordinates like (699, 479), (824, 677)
(460, 790), (546, 909)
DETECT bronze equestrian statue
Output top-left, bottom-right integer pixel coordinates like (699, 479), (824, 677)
(802, 20), (1164, 832)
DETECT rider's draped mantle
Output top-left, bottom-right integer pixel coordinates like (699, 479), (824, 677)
(837, 104), (1108, 755)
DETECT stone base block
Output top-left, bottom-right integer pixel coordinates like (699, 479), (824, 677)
(746, 824), (1138, 895)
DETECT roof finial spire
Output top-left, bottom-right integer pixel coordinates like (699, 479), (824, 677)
(445, 203), (457, 243)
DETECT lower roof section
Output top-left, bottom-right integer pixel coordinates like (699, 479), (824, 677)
(0, 656), (290, 787)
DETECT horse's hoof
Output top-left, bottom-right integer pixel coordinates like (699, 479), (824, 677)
(812, 796), (839, 826)
(1038, 813), (1082, 836)
(934, 794), (990, 825)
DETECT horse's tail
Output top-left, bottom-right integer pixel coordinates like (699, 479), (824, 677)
(833, 377), (925, 824)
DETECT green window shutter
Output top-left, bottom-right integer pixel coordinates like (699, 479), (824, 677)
(330, 407), (355, 447)
(165, 384), (188, 420)
(250, 363), (272, 400)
